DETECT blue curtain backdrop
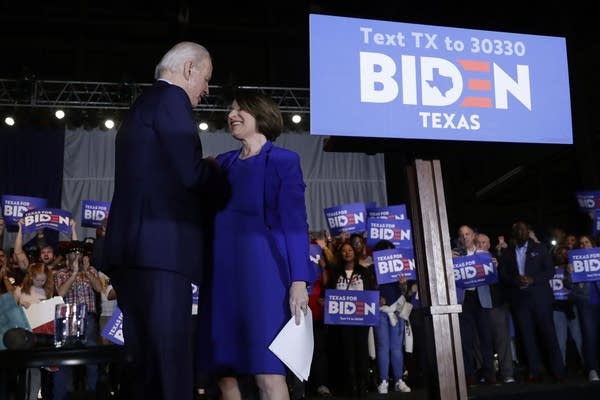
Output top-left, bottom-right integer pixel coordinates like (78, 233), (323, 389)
(0, 125), (65, 245)
(1, 126), (387, 247)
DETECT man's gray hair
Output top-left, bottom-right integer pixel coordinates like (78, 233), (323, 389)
(154, 42), (210, 79)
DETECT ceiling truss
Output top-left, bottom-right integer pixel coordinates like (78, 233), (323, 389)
(0, 79), (310, 114)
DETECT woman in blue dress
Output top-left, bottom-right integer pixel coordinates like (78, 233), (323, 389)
(204, 91), (313, 400)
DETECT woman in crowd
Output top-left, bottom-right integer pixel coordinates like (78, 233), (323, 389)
(551, 245), (584, 368)
(201, 91), (312, 400)
(307, 233), (333, 397)
(572, 234), (600, 382)
(327, 240), (377, 397)
(372, 240), (411, 394)
(13, 262), (55, 400)
(350, 233), (372, 268)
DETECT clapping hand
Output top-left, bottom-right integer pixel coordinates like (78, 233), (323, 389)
(72, 257), (80, 274)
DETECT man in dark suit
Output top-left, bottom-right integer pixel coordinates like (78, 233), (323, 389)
(104, 41), (228, 400)
(498, 221), (565, 382)
(453, 225), (496, 386)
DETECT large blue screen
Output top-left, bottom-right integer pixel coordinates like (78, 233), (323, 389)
(310, 14), (572, 144)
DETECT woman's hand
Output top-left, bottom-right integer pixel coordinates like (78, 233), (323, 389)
(289, 281), (308, 325)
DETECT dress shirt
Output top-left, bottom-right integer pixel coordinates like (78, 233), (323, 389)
(516, 242), (528, 276)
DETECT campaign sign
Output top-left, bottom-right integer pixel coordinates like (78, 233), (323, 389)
(550, 270), (570, 301)
(324, 202), (366, 236)
(453, 252), (498, 289)
(1, 195), (47, 226)
(367, 204), (407, 220)
(310, 14), (572, 144)
(372, 248), (416, 284)
(81, 200), (110, 228)
(575, 191), (600, 213)
(568, 247), (600, 283)
(366, 218), (412, 248)
(101, 306), (124, 345)
(22, 208), (72, 235)
(324, 289), (379, 326)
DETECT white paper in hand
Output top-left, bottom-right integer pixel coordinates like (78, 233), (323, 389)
(268, 308), (314, 381)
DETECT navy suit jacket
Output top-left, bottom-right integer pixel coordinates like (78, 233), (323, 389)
(498, 239), (554, 306)
(104, 80), (228, 283)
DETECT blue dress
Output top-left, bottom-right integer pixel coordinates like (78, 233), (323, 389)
(209, 150), (290, 374)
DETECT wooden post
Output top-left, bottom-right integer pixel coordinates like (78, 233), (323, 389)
(406, 159), (466, 400)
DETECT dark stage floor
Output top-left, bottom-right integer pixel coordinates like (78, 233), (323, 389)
(307, 376), (600, 400)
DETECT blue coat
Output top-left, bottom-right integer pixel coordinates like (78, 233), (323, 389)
(104, 80), (228, 283)
(200, 141), (313, 374)
(215, 141), (313, 284)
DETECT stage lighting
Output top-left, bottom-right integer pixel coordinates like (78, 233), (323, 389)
(199, 122), (209, 131)
(104, 119), (115, 129)
(4, 116), (15, 126)
(291, 114), (302, 124)
(55, 110), (65, 119)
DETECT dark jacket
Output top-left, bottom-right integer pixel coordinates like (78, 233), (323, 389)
(498, 239), (554, 305)
(104, 80), (228, 283)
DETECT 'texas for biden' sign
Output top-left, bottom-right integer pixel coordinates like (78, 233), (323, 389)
(453, 252), (498, 289)
(324, 289), (379, 326)
(372, 247), (416, 284)
(568, 248), (600, 283)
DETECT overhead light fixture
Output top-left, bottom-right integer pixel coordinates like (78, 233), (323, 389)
(198, 122), (209, 131)
(291, 114), (302, 124)
(55, 110), (65, 119)
(4, 116), (15, 126)
(104, 119), (115, 129)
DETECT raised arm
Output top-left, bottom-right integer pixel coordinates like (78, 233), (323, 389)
(14, 219), (30, 271)
(70, 219), (79, 241)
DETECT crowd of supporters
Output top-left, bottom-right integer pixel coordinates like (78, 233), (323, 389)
(2, 215), (600, 399)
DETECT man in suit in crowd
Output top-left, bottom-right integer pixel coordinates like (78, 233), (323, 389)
(498, 221), (565, 382)
(453, 225), (496, 386)
(104, 41), (228, 400)
(475, 233), (515, 383)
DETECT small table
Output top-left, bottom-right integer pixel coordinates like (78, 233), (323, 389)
(0, 344), (129, 400)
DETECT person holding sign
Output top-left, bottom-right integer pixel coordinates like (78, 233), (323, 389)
(498, 221), (566, 382)
(12, 262), (56, 400)
(103, 42), (228, 400)
(14, 217), (78, 272)
(474, 233), (515, 384)
(372, 240), (412, 394)
(326, 241), (377, 397)
(452, 225), (496, 386)
(570, 235), (600, 382)
(550, 245), (583, 368)
(53, 240), (103, 400)
(199, 91), (312, 400)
